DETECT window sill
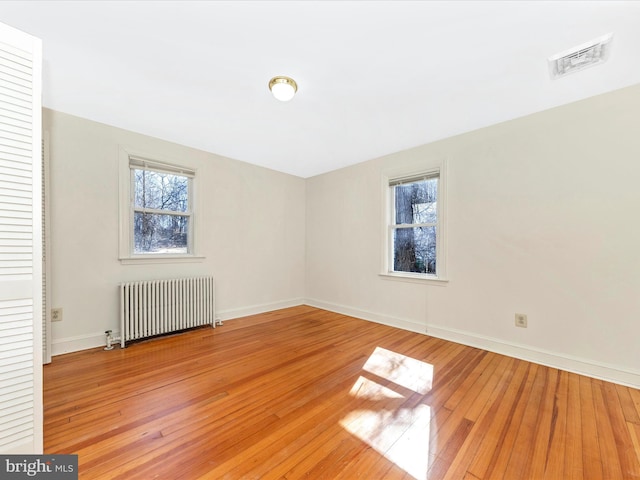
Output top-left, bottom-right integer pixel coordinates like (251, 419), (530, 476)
(120, 255), (205, 265)
(379, 272), (449, 286)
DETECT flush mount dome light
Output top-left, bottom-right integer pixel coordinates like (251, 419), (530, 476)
(269, 76), (298, 101)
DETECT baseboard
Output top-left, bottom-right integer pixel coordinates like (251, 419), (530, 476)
(52, 297), (640, 388)
(425, 323), (640, 389)
(217, 298), (305, 322)
(305, 298), (427, 333)
(304, 298), (640, 389)
(52, 332), (108, 356)
(51, 298), (306, 356)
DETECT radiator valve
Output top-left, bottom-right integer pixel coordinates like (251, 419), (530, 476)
(104, 330), (121, 351)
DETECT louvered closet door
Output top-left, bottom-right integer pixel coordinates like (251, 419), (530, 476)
(0, 22), (43, 454)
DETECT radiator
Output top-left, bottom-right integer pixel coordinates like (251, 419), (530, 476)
(119, 276), (216, 348)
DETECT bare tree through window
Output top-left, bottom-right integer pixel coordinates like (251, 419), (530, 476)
(133, 168), (190, 254)
(392, 176), (438, 274)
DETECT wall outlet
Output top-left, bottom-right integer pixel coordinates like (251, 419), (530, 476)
(515, 313), (527, 328)
(51, 308), (63, 322)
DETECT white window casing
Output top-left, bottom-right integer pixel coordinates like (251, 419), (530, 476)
(381, 159), (448, 285)
(118, 147), (204, 264)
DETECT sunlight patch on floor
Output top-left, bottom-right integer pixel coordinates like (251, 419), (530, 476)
(349, 375), (405, 400)
(340, 347), (435, 479)
(363, 346), (433, 395)
(340, 405), (431, 480)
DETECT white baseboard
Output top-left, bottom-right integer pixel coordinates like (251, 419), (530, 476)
(52, 332), (108, 356)
(51, 298), (306, 356)
(217, 297), (305, 322)
(425, 323), (640, 389)
(304, 298), (640, 389)
(305, 298), (426, 333)
(51, 297), (640, 389)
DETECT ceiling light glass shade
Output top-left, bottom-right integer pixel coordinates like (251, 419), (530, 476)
(269, 76), (298, 101)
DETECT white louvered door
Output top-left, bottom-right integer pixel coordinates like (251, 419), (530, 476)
(0, 22), (43, 454)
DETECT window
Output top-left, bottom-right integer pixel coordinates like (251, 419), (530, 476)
(131, 159), (192, 254)
(383, 166), (446, 282)
(119, 149), (201, 263)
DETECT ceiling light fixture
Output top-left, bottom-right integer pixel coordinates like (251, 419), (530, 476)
(269, 76), (298, 101)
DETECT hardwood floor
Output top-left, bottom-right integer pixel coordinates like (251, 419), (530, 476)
(44, 306), (640, 479)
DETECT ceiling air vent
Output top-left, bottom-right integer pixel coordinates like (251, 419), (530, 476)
(548, 33), (613, 79)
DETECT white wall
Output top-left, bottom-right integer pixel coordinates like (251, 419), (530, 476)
(45, 109), (306, 354)
(306, 84), (640, 387)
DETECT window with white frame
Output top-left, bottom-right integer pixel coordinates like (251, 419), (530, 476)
(385, 168), (446, 280)
(120, 152), (198, 260)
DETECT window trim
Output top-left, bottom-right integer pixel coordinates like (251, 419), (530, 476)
(119, 147), (204, 264)
(380, 160), (448, 284)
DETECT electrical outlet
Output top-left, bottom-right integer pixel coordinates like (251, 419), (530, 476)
(515, 313), (527, 328)
(51, 308), (62, 322)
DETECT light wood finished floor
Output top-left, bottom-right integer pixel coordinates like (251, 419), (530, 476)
(44, 306), (640, 479)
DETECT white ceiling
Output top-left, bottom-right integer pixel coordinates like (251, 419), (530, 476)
(2, 1), (640, 178)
